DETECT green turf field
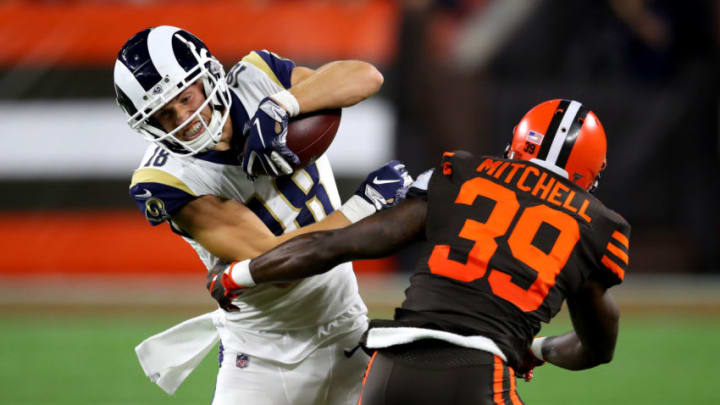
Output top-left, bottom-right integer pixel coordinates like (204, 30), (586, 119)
(1, 312), (718, 405)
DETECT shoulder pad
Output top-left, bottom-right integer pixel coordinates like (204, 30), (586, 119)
(129, 168), (197, 225)
(239, 50), (295, 89)
(439, 150), (475, 176)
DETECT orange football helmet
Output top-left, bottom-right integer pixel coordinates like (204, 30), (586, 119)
(506, 99), (607, 192)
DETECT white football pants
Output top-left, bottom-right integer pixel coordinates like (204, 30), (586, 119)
(211, 325), (369, 405)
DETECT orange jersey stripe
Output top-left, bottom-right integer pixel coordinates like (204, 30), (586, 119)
(493, 355), (506, 405)
(508, 367), (523, 405)
(606, 242), (629, 265)
(601, 255), (626, 280)
(611, 231), (629, 249)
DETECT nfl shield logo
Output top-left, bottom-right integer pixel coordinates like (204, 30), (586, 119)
(236, 354), (249, 368)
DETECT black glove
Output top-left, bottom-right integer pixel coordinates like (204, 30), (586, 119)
(205, 263), (240, 312)
(515, 346), (546, 382)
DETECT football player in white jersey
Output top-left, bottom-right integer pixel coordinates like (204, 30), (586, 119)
(113, 26), (411, 405)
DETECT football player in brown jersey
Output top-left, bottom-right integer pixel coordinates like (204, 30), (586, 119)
(209, 99), (630, 405)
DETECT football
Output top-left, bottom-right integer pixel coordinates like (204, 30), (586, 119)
(286, 108), (342, 169)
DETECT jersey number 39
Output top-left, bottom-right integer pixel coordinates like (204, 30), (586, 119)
(428, 177), (580, 312)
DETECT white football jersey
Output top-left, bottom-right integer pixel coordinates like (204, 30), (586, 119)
(129, 50), (366, 359)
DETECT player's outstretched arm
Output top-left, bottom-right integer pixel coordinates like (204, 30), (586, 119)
(533, 279), (620, 371)
(253, 197), (426, 284)
(174, 161), (412, 263)
(205, 197), (426, 311)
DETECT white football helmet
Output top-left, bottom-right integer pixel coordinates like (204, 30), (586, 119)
(113, 26), (232, 156)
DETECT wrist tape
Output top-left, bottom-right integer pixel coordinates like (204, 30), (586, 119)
(339, 195), (376, 224)
(270, 90), (300, 117)
(226, 259), (256, 288)
(531, 337), (546, 361)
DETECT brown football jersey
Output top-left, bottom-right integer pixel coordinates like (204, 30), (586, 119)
(394, 151), (630, 369)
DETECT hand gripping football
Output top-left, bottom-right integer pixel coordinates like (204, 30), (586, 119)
(286, 108), (342, 169)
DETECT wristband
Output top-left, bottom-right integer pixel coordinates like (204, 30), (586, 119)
(270, 90), (300, 117)
(531, 337), (546, 361)
(226, 259), (256, 288)
(339, 195), (376, 224)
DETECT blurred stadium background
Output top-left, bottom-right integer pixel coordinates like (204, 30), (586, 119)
(1, 0), (719, 404)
